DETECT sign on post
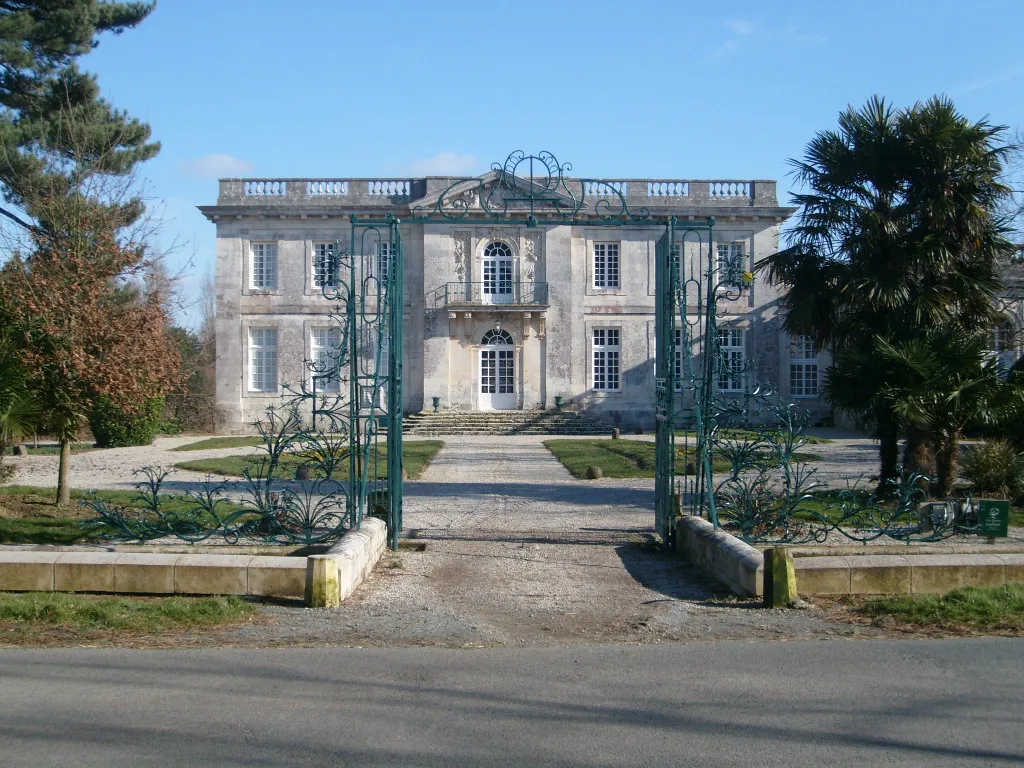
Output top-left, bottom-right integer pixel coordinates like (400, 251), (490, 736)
(977, 499), (1010, 539)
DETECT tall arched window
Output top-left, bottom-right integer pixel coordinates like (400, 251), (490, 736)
(482, 241), (514, 304)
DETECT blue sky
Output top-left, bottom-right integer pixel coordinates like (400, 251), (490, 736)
(77, 0), (1024, 327)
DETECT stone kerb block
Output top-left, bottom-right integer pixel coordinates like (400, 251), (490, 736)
(174, 554), (251, 595)
(114, 554), (179, 594)
(248, 556), (306, 598)
(327, 517), (388, 603)
(0, 551), (59, 591)
(847, 555), (913, 594)
(909, 554), (1006, 594)
(998, 553), (1024, 585)
(54, 552), (119, 593)
(793, 556), (852, 595)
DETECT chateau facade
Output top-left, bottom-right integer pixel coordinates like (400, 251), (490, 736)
(200, 163), (1022, 433)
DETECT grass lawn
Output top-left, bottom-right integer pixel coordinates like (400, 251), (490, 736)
(544, 438), (821, 479)
(22, 443), (97, 456)
(675, 429), (833, 445)
(0, 486), (248, 545)
(170, 436), (264, 452)
(173, 440), (444, 481)
(0, 593), (258, 645)
(851, 585), (1024, 633)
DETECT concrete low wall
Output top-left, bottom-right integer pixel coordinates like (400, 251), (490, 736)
(675, 515), (1024, 598)
(0, 518), (390, 606)
(0, 551), (307, 598)
(676, 516), (763, 597)
(795, 552), (1024, 595)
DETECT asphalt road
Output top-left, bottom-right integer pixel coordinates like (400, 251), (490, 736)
(1, 638), (1022, 767)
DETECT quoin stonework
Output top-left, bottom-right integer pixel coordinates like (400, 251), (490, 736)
(200, 162), (1023, 433)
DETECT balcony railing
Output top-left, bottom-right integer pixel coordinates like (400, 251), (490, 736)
(437, 281), (549, 308)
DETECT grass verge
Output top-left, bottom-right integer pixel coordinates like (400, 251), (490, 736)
(170, 436), (264, 452)
(544, 438), (820, 479)
(173, 440), (444, 481)
(0, 593), (258, 646)
(851, 585), (1024, 633)
(0, 486), (247, 545)
(23, 442), (98, 456)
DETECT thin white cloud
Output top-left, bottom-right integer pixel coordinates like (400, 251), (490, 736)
(955, 65), (1024, 95)
(725, 19), (756, 36)
(713, 17), (826, 59)
(404, 151), (480, 176)
(180, 153), (256, 179)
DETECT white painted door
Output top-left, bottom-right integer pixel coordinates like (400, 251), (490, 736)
(479, 345), (515, 410)
(482, 257), (513, 305)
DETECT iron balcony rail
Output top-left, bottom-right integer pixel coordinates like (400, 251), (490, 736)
(441, 281), (549, 307)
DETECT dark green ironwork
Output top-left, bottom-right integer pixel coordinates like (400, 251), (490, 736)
(85, 217), (405, 548)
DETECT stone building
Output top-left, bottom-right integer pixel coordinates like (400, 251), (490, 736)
(199, 159), (1022, 434)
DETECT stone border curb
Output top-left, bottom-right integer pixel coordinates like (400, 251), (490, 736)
(676, 515), (1024, 598)
(676, 516), (763, 597)
(0, 519), (389, 606)
(306, 517), (388, 607)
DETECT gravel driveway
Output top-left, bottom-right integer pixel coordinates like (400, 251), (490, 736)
(4, 433), (896, 647)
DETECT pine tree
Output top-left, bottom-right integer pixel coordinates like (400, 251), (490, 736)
(0, 1), (158, 226)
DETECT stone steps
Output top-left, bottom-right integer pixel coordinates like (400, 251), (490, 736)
(403, 410), (614, 436)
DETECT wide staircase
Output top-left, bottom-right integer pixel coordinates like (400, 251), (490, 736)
(403, 409), (614, 436)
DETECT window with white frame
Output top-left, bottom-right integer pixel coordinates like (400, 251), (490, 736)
(592, 328), (621, 390)
(593, 242), (620, 289)
(789, 334), (819, 397)
(992, 318), (1019, 371)
(250, 242), (278, 290)
(716, 241), (745, 286)
(716, 327), (745, 392)
(377, 242), (395, 284)
(248, 328), (278, 392)
(312, 242), (336, 289)
(310, 327), (342, 392)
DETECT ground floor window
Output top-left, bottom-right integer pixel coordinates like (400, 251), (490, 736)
(716, 327), (745, 392)
(310, 327), (341, 392)
(593, 328), (621, 390)
(992, 317), (1019, 371)
(249, 328), (278, 392)
(789, 334), (819, 397)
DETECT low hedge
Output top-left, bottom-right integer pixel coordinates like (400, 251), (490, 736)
(90, 396), (165, 448)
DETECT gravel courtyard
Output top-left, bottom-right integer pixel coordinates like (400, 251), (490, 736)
(4, 433), (902, 647)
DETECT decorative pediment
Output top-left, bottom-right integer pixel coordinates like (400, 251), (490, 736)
(410, 151), (649, 223)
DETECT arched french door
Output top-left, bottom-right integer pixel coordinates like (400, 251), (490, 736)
(479, 328), (515, 410)
(482, 241), (514, 305)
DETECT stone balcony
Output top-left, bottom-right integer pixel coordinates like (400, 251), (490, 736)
(428, 281), (549, 310)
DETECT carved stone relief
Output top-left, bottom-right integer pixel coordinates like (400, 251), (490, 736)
(452, 231), (471, 282)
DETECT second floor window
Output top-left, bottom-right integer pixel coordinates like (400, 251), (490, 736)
(717, 327), (745, 392)
(593, 328), (621, 390)
(312, 242), (336, 289)
(593, 242), (620, 289)
(789, 334), (819, 397)
(377, 242), (395, 284)
(250, 242), (278, 290)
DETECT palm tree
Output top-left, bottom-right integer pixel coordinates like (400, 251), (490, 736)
(872, 325), (1022, 496)
(758, 96), (1013, 486)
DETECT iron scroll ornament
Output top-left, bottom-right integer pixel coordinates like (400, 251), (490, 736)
(410, 150), (652, 224)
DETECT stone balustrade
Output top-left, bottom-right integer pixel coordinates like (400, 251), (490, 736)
(217, 176), (778, 208)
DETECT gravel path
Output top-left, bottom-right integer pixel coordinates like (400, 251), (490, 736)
(4, 433), (987, 647)
(220, 437), (885, 648)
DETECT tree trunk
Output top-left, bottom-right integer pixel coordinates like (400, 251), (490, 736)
(57, 438), (71, 506)
(877, 418), (900, 493)
(902, 427), (934, 476)
(934, 435), (960, 498)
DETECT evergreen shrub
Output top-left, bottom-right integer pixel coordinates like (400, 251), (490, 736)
(90, 396), (165, 448)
